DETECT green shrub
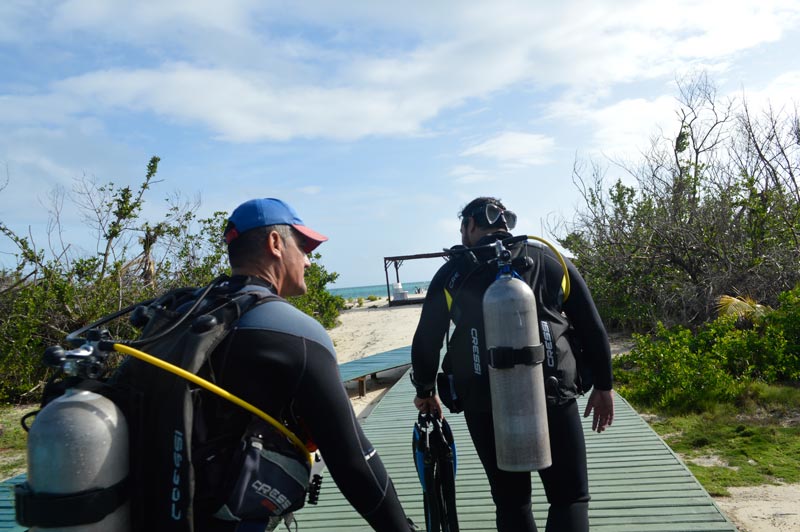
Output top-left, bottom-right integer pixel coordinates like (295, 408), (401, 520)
(357, 297), (364, 307)
(764, 285), (800, 380)
(288, 254), (345, 329)
(366, 294), (379, 302)
(615, 285), (800, 414)
(614, 323), (741, 412)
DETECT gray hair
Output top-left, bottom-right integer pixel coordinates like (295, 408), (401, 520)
(227, 224), (294, 268)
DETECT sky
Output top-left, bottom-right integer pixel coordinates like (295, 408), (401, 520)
(1, 1), (799, 288)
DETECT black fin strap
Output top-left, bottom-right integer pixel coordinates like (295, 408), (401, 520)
(15, 476), (128, 527)
(488, 344), (545, 369)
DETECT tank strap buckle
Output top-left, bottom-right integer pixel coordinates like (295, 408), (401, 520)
(488, 344), (545, 369)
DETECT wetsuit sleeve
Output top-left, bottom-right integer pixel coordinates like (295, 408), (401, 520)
(292, 341), (411, 531)
(219, 299), (410, 531)
(411, 266), (452, 396)
(560, 257), (614, 391)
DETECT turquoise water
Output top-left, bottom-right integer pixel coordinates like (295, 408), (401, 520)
(328, 281), (429, 300)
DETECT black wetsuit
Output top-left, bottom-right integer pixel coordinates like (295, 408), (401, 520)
(196, 276), (410, 531)
(411, 233), (613, 532)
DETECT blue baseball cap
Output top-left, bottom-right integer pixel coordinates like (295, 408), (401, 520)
(224, 198), (328, 253)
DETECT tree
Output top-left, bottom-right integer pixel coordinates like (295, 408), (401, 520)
(556, 74), (800, 330)
(0, 158), (344, 402)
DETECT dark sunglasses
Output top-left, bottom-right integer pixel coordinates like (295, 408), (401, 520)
(465, 203), (517, 230)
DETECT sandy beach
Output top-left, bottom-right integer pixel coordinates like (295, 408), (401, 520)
(329, 297), (422, 420)
(330, 297), (799, 532)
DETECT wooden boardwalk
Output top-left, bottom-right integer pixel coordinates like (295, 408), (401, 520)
(299, 367), (737, 531)
(1, 350), (737, 531)
(339, 346), (411, 396)
(0, 475), (23, 532)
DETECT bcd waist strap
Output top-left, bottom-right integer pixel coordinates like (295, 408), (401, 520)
(488, 344), (545, 369)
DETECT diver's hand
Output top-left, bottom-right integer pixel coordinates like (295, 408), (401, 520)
(414, 395), (443, 420)
(584, 388), (614, 433)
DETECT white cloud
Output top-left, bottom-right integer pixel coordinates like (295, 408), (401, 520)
(461, 132), (555, 167)
(582, 96), (679, 157)
(2, 1), (800, 148)
(0, 93), (83, 127)
(46, 65), (438, 141)
(298, 185), (321, 194)
(740, 71), (800, 112)
(558, 69), (800, 161)
(52, 0), (260, 39)
(449, 164), (497, 185)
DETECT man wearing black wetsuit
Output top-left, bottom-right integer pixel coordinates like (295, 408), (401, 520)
(411, 197), (614, 532)
(197, 198), (413, 531)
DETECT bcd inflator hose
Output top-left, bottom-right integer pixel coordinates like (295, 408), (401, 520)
(111, 342), (312, 466)
(525, 235), (571, 301)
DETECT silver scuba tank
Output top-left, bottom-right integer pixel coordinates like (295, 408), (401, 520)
(483, 271), (552, 472)
(26, 388), (130, 531)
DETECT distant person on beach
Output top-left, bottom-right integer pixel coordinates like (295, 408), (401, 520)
(410, 196), (615, 532)
(193, 198), (414, 530)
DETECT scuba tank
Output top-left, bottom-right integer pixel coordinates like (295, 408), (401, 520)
(16, 332), (131, 531)
(483, 239), (552, 472)
(25, 391), (130, 531)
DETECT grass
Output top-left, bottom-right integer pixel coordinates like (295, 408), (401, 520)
(0, 403), (36, 481)
(644, 383), (800, 496)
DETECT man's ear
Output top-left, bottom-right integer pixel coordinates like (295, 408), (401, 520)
(265, 230), (283, 258)
(464, 218), (478, 243)
(459, 219), (469, 246)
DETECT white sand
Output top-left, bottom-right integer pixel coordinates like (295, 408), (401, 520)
(329, 297), (421, 420)
(714, 484), (800, 532)
(330, 297), (422, 365)
(330, 297), (800, 532)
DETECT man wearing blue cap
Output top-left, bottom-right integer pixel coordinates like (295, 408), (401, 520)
(193, 198), (414, 531)
(223, 198), (330, 297)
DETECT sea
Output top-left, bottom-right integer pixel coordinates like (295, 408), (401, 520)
(327, 281), (430, 300)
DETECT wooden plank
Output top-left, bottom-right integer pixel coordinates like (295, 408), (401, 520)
(0, 475), (25, 532)
(297, 366), (737, 531)
(338, 346), (411, 382)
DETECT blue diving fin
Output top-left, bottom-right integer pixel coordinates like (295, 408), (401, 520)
(412, 413), (459, 532)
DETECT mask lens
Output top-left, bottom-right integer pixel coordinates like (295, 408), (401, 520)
(504, 210), (517, 230)
(485, 204), (503, 224)
(484, 204), (517, 230)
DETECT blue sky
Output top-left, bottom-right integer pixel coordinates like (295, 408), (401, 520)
(1, 1), (799, 287)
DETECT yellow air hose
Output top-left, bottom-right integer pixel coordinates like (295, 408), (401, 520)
(526, 236), (571, 302)
(113, 342), (312, 466)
